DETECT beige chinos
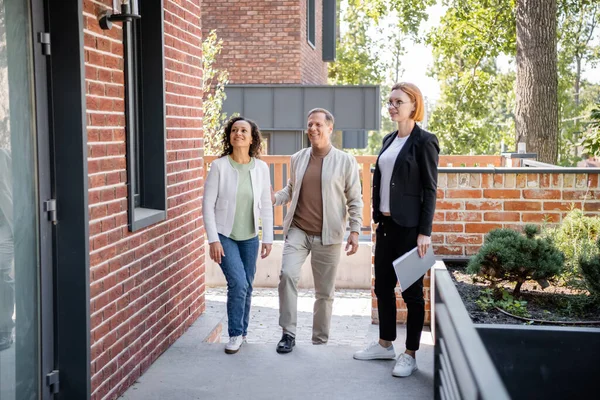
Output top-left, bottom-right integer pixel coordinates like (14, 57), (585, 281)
(278, 227), (341, 343)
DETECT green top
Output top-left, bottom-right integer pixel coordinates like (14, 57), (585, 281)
(228, 156), (256, 241)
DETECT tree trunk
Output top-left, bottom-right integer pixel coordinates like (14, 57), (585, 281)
(513, 280), (523, 296)
(515, 0), (559, 164)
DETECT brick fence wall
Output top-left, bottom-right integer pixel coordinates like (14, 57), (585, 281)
(201, 0), (327, 84)
(373, 169), (600, 325)
(84, 1), (206, 399)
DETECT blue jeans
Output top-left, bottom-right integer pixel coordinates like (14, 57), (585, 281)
(218, 234), (259, 337)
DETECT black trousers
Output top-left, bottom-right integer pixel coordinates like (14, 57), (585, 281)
(374, 217), (425, 351)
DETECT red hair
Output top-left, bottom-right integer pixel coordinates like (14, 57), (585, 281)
(391, 82), (424, 122)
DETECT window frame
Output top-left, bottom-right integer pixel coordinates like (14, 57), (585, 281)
(123, 0), (167, 232)
(307, 0), (316, 48)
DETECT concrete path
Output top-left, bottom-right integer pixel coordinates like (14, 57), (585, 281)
(120, 288), (434, 400)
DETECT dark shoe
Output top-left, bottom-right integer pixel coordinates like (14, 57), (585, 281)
(276, 333), (295, 354)
(0, 332), (13, 351)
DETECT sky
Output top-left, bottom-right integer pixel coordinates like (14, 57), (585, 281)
(373, 4), (600, 104)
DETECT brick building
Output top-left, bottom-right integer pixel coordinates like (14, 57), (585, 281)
(203, 0), (380, 154)
(201, 0), (329, 85)
(1, 0), (206, 399)
(1, 1), (598, 400)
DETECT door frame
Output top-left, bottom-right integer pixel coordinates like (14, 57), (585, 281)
(45, 0), (90, 399)
(29, 0), (54, 397)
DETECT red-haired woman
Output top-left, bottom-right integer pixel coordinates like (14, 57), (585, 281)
(354, 83), (439, 377)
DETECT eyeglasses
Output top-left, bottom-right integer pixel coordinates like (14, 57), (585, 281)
(386, 100), (413, 109)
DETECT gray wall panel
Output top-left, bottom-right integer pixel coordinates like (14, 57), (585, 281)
(224, 85), (380, 131)
(223, 87), (243, 117)
(243, 88), (273, 127)
(274, 88), (303, 129)
(303, 88), (334, 117)
(268, 130), (304, 155)
(364, 87), (379, 128)
(334, 87), (363, 128)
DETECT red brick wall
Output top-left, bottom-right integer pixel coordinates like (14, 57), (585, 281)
(83, 1), (206, 399)
(300, 0), (328, 84)
(201, 0), (327, 84)
(372, 170), (600, 325)
(432, 171), (600, 257)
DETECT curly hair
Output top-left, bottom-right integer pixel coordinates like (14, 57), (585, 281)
(219, 116), (264, 158)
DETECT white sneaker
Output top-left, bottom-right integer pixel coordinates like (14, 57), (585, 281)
(225, 336), (244, 354)
(392, 353), (418, 377)
(353, 341), (396, 360)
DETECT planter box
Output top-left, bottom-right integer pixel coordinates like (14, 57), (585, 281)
(476, 325), (600, 399)
(433, 262), (600, 399)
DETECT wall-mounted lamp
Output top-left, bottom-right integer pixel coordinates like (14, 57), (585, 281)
(98, 0), (140, 30)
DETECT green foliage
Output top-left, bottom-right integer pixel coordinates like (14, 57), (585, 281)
(426, 0), (600, 162)
(468, 225), (564, 295)
(476, 288), (530, 317)
(201, 30), (229, 156)
(328, 2), (386, 85)
(426, 0), (517, 155)
(556, 1), (600, 164)
(579, 237), (600, 297)
(578, 105), (600, 157)
(543, 208), (600, 289)
(348, 0), (437, 36)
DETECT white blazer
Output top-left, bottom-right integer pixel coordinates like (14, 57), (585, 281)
(203, 156), (274, 244)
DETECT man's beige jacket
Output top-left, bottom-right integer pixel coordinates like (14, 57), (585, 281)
(274, 146), (363, 245)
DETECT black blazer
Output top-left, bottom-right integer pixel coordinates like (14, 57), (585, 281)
(372, 124), (440, 236)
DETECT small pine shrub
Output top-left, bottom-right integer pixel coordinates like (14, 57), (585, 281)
(543, 208), (600, 289)
(468, 225), (564, 295)
(579, 237), (600, 297)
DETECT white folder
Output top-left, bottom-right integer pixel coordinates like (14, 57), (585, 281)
(392, 246), (436, 291)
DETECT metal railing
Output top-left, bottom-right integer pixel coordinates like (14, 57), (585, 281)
(522, 159), (562, 168)
(433, 262), (510, 400)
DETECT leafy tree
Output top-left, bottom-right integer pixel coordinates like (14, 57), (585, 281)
(515, 0), (559, 164)
(468, 225), (564, 295)
(426, 0), (516, 155)
(329, 2), (404, 155)
(201, 30), (229, 156)
(426, 0), (599, 163)
(579, 105), (600, 156)
(328, 1), (386, 85)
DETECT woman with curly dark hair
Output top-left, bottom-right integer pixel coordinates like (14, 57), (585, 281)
(203, 116), (274, 354)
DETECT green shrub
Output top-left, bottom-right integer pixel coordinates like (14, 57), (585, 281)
(543, 208), (600, 289)
(476, 288), (530, 317)
(579, 237), (600, 297)
(468, 225), (564, 295)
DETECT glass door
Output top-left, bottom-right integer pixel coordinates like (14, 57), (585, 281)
(0, 0), (53, 399)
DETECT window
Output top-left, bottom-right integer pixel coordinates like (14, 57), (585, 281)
(307, 0), (315, 47)
(124, 1), (167, 231)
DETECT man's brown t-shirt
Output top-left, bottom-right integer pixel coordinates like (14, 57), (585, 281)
(292, 145), (331, 236)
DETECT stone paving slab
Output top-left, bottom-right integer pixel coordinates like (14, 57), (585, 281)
(121, 341), (434, 400)
(207, 287), (378, 346)
(120, 288), (434, 399)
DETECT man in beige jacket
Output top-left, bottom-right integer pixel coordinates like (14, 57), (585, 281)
(273, 108), (363, 353)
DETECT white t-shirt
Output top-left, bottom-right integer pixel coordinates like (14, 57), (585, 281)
(378, 134), (410, 214)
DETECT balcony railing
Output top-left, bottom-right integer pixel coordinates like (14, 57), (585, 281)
(204, 155), (377, 234)
(203, 154), (504, 234)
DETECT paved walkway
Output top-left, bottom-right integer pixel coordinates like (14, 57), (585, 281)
(121, 288), (434, 399)
(207, 287), (378, 346)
